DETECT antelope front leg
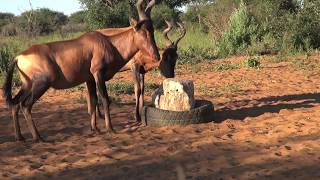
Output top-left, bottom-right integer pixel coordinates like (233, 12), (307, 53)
(139, 73), (145, 124)
(93, 71), (115, 133)
(96, 103), (104, 119)
(86, 80), (100, 133)
(133, 68), (142, 123)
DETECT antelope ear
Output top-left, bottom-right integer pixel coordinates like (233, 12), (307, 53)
(129, 18), (138, 30)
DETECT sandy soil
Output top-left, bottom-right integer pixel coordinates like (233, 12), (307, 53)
(0, 55), (320, 180)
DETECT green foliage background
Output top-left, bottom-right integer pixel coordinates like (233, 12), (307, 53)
(0, 0), (320, 73)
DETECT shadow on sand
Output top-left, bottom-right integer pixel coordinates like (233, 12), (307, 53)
(214, 92), (320, 122)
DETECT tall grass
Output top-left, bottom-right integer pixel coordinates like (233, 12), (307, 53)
(155, 26), (214, 51)
(155, 26), (216, 64)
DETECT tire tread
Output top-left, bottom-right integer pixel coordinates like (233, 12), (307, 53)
(145, 100), (214, 127)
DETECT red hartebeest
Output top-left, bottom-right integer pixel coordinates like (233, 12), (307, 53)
(95, 20), (186, 123)
(2, 0), (159, 142)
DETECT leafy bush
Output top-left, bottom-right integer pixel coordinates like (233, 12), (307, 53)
(246, 32), (279, 55)
(242, 57), (260, 68)
(1, 23), (18, 36)
(284, 1), (320, 52)
(0, 43), (22, 86)
(68, 11), (85, 25)
(154, 25), (215, 65)
(178, 46), (215, 64)
(203, 0), (240, 39)
(15, 8), (68, 36)
(0, 44), (17, 73)
(80, 0), (136, 30)
(59, 23), (86, 35)
(243, 0), (320, 55)
(0, 12), (14, 28)
(180, 5), (199, 24)
(216, 2), (260, 57)
(151, 3), (178, 29)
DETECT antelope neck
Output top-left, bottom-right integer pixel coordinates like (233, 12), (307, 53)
(107, 29), (139, 63)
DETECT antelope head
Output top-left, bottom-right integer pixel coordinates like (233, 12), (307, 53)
(159, 20), (186, 78)
(130, 0), (160, 61)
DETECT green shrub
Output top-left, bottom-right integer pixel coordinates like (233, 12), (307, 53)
(246, 32), (279, 55)
(151, 3), (178, 29)
(178, 46), (215, 64)
(216, 2), (260, 57)
(80, 0), (136, 30)
(203, 0), (240, 39)
(242, 57), (260, 68)
(0, 41), (24, 86)
(285, 1), (320, 52)
(267, 54), (288, 64)
(178, 47), (202, 64)
(0, 43), (18, 73)
(0, 12), (14, 28)
(68, 11), (85, 25)
(155, 25), (216, 64)
(15, 8), (68, 36)
(59, 24), (86, 36)
(1, 23), (18, 36)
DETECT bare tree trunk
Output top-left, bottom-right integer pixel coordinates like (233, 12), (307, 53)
(26, 0), (37, 37)
(195, 4), (201, 29)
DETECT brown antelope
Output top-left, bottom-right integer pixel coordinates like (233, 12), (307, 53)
(95, 20), (186, 123)
(2, 0), (159, 142)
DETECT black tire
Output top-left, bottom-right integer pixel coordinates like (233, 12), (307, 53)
(144, 100), (214, 127)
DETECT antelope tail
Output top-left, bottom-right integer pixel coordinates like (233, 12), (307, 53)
(2, 59), (17, 107)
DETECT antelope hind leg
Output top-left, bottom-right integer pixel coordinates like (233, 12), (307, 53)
(94, 71), (115, 134)
(12, 104), (25, 141)
(11, 88), (30, 142)
(21, 78), (49, 143)
(86, 80), (101, 133)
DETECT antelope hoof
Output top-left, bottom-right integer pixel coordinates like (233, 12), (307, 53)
(15, 135), (26, 142)
(91, 128), (102, 135)
(96, 112), (104, 119)
(33, 137), (45, 143)
(135, 116), (142, 123)
(106, 128), (116, 135)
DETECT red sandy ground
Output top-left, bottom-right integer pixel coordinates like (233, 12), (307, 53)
(0, 55), (320, 179)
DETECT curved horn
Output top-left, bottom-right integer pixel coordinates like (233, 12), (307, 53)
(174, 22), (186, 46)
(136, 0), (147, 20)
(145, 0), (156, 18)
(163, 20), (174, 46)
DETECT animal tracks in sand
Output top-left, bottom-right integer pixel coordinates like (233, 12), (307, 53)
(1, 56), (320, 179)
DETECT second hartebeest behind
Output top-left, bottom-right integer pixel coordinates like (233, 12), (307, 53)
(2, 0), (159, 142)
